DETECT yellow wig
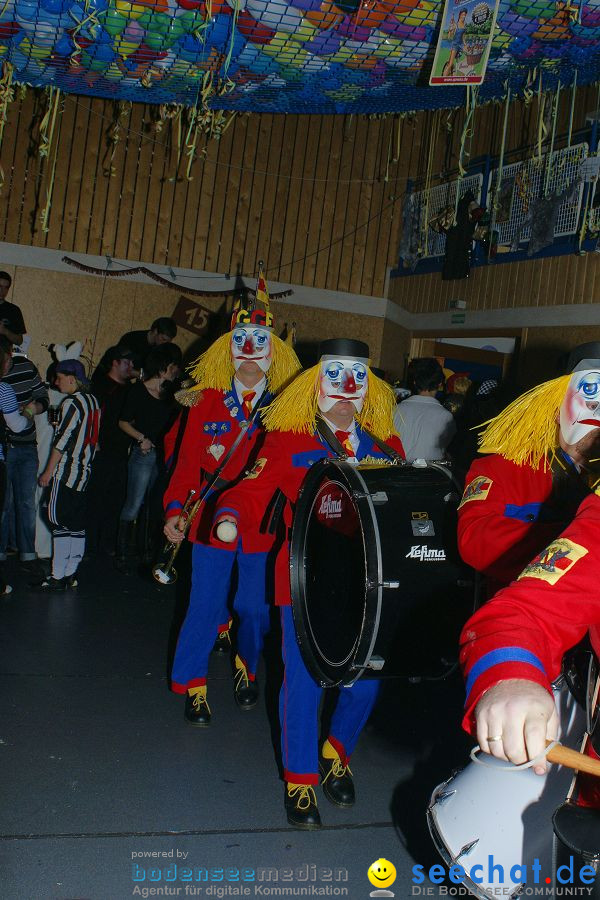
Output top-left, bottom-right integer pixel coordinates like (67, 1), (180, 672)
(177, 332), (301, 405)
(478, 374), (571, 470)
(262, 364), (398, 438)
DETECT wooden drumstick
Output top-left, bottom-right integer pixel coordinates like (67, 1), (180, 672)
(546, 741), (600, 776)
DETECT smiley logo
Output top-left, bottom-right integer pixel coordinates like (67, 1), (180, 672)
(368, 858), (397, 890)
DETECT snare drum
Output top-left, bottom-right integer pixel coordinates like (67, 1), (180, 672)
(553, 801), (600, 897)
(289, 458), (474, 687)
(428, 680), (586, 899)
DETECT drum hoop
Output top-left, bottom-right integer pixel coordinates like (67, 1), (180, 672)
(289, 458), (380, 688)
(339, 463), (383, 686)
(303, 476), (364, 672)
(290, 459), (352, 686)
(426, 802), (524, 900)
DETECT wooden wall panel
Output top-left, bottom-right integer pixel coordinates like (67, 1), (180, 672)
(520, 324), (600, 388)
(389, 251), (600, 313)
(303, 116), (332, 288)
(0, 84), (599, 306)
(379, 318), (412, 382)
(6, 263), (389, 383)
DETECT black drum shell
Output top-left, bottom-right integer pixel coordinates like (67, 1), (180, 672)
(553, 802), (600, 896)
(290, 459), (474, 687)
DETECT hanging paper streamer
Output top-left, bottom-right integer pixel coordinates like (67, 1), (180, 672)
(430, 0), (502, 86)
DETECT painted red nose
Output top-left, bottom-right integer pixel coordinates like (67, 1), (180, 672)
(242, 337), (254, 355)
(342, 369), (356, 393)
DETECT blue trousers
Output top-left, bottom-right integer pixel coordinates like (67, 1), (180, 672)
(0, 442), (38, 560)
(280, 605), (380, 785)
(120, 446), (158, 522)
(171, 543), (270, 692)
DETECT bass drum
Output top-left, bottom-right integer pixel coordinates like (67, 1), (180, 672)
(289, 458), (474, 687)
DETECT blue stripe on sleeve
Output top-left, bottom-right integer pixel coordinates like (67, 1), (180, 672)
(503, 502), (542, 522)
(465, 647), (546, 699)
(0, 381), (18, 414)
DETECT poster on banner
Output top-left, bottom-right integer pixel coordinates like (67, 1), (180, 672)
(429, 0), (500, 85)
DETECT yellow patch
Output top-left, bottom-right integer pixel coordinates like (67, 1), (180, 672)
(517, 538), (588, 585)
(458, 475), (493, 509)
(246, 458), (267, 480)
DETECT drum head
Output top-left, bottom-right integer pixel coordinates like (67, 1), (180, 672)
(290, 460), (378, 687)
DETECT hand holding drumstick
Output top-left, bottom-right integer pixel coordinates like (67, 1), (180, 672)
(475, 679), (600, 777)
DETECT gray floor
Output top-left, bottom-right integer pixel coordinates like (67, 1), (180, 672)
(0, 553), (472, 900)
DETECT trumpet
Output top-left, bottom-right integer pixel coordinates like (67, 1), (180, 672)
(152, 489), (202, 585)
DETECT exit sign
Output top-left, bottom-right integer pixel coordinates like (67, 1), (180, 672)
(451, 312), (466, 324)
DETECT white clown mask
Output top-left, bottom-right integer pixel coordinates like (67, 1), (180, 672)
(230, 326), (272, 373)
(560, 369), (600, 446)
(318, 357), (369, 414)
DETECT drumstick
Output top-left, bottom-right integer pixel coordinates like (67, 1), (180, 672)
(546, 741), (600, 776)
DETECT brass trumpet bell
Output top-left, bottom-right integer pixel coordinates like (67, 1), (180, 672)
(152, 488), (199, 586)
(152, 563), (177, 585)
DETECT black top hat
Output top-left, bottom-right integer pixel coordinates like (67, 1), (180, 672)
(319, 338), (370, 360)
(566, 342), (600, 373)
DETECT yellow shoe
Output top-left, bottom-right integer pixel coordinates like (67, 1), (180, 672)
(233, 655), (259, 710)
(320, 740), (354, 807)
(184, 686), (211, 726)
(284, 782), (321, 830)
(213, 625), (232, 654)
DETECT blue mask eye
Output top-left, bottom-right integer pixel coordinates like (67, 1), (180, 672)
(353, 365), (367, 382)
(255, 334), (267, 346)
(578, 374), (600, 398)
(232, 330), (246, 345)
(581, 381), (600, 398)
(325, 367), (342, 381)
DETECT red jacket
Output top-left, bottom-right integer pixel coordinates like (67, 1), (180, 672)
(460, 491), (600, 732)
(458, 455), (586, 591)
(213, 426), (405, 604)
(163, 386), (272, 548)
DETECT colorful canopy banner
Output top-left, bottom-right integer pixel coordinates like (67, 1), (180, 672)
(0, 0), (595, 113)
(430, 0), (501, 85)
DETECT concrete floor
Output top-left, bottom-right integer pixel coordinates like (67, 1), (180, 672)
(0, 551), (473, 900)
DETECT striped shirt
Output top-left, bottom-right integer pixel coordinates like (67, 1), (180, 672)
(0, 382), (20, 461)
(4, 354), (49, 445)
(53, 391), (101, 490)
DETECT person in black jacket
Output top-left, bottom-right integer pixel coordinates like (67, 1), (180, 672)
(118, 318), (178, 375)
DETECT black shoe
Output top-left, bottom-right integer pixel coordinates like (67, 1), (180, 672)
(319, 756), (355, 807)
(284, 784), (322, 830)
(115, 521), (135, 574)
(31, 576), (67, 592)
(184, 691), (211, 727)
(233, 661), (259, 710)
(65, 575), (78, 588)
(21, 559), (43, 579)
(114, 558), (130, 574)
(212, 631), (231, 653)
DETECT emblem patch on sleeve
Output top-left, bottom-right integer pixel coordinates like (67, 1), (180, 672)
(517, 538), (588, 585)
(246, 457), (267, 480)
(458, 476), (493, 509)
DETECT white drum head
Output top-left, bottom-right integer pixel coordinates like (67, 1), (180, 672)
(427, 681), (586, 898)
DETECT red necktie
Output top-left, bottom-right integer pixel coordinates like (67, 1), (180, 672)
(335, 429), (355, 458)
(242, 390), (256, 419)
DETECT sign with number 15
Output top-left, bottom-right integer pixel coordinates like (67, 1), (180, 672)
(172, 295), (213, 336)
